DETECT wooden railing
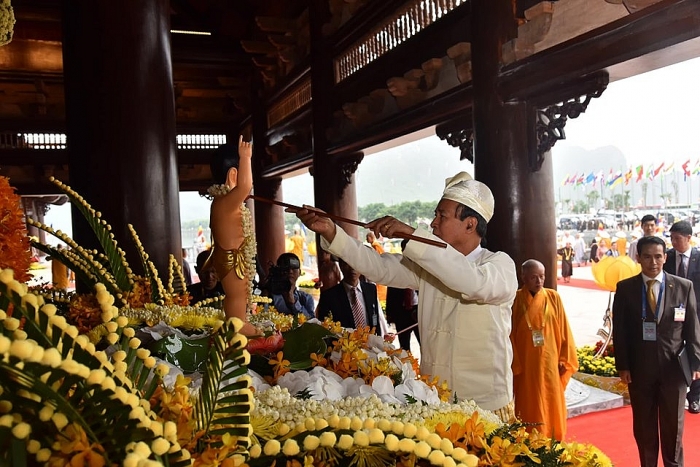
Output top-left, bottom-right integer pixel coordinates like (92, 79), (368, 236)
(176, 134), (227, 149)
(0, 132), (227, 151)
(333, 0), (465, 83)
(267, 77), (312, 128)
(0, 133), (67, 149)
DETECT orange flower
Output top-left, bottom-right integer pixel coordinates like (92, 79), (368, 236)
(0, 176), (32, 283)
(435, 422), (468, 449)
(310, 352), (327, 367)
(269, 351), (290, 380)
(48, 423), (105, 467)
(67, 294), (103, 334)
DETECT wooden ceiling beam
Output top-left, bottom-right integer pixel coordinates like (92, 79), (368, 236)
(498, 0), (700, 101)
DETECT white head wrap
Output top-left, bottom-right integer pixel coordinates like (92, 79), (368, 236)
(441, 171), (495, 222)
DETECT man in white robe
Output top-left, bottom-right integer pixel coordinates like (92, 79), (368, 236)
(295, 172), (518, 421)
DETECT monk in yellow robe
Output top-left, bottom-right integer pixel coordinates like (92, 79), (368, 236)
(511, 259), (578, 440)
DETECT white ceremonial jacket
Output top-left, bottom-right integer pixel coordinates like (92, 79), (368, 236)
(323, 226), (518, 411)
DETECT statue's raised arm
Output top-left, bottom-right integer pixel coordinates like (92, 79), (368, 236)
(207, 136), (258, 335)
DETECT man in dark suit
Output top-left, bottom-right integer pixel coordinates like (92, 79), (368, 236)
(316, 258), (389, 337)
(663, 220), (700, 413)
(613, 235), (700, 467)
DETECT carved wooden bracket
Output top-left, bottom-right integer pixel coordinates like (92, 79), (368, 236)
(338, 152), (364, 197)
(436, 114), (474, 163)
(530, 75), (607, 171)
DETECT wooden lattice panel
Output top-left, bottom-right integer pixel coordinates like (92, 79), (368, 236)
(266, 77), (312, 128)
(333, 0), (465, 83)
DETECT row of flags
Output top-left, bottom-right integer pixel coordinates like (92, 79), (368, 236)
(561, 160), (700, 188)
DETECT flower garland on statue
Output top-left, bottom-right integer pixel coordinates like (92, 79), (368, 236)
(206, 184), (258, 313)
(0, 0), (15, 46)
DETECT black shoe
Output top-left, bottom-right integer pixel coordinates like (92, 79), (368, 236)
(689, 401), (700, 414)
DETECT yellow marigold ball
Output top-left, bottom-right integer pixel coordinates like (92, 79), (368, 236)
(319, 432), (336, 447)
(123, 327), (135, 338)
(117, 316), (129, 327)
(368, 428), (385, 444)
(463, 454), (479, 467)
(377, 419), (392, 432)
(414, 441), (431, 458)
(304, 418), (316, 431)
(440, 438), (454, 455)
(52, 413), (68, 430)
(303, 435), (320, 451)
(315, 419), (328, 430)
(101, 377), (116, 391)
(443, 456), (457, 467)
(0, 335), (10, 354)
(452, 447), (468, 461)
(426, 433), (442, 449)
(87, 369), (106, 386)
(327, 414), (340, 428)
(391, 420), (405, 435)
(363, 418), (376, 429)
(0, 400), (12, 413)
(106, 322), (118, 333)
(337, 434), (354, 450)
(151, 438), (170, 456)
(338, 416), (351, 430)
(353, 431), (370, 447)
(282, 439), (300, 456)
(385, 434), (400, 451)
(106, 333), (119, 345)
(249, 444), (262, 458)
(10, 340), (33, 360)
(38, 405), (54, 422)
(143, 357), (156, 368)
(415, 426), (430, 441)
(429, 449), (447, 466)
(4, 317), (20, 331)
(36, 449), (51, 462)
(11, 422), (31, 439)
(27, 439), (41, 454)
(403, 423), (417, 439)
(0, 414), (12, 427)
(350, 416), (363, 431)
(128, 338), (141, 349)
(398, 438), (416, 453)
(278, 423), (290, 436)
(156, 363), (170, 377)
(13, 330), (27, 341)
(263, 440), (280, 456)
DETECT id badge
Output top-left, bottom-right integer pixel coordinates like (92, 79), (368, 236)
(531, 330), (545, 347)
(642, 321), (656, 341)
(674, 307), (686, 322)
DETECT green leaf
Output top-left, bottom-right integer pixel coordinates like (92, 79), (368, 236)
(281, 322), (334, 370)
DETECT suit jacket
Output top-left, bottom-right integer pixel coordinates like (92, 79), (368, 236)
(613, 273), (700, 383)
(317, 281), (382, 335)
(664, 247), (700, 312)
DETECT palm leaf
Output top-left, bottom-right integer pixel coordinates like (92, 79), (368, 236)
(47, 177), (131, 291)
(195, 319), (252, 449)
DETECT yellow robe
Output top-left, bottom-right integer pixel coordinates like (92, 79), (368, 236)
(511, 287), (578, 440)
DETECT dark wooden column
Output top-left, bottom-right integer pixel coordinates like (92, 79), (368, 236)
(471, 0), (557, 288)
(61, 0), (181, 278)
(253, 178), (286, 273)
(309, 1), (362, 242)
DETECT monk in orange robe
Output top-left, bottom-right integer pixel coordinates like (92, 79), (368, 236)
(511, 259), (578, 440)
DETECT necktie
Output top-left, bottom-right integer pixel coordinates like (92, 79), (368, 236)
(646, 279), (657, 313)
(679, 254), (687, 278)
(350, 287), (366, 329)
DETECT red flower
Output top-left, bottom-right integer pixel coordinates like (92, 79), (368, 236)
(246, 331), (285, 355)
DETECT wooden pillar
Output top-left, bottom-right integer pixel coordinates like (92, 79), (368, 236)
(253, 178), (286, 273)
(61, 0), (181, 278)
(471, 0), (557, 288)
(308, 1), (361, 240)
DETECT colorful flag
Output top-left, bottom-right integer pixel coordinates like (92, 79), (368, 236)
(624, 168), (633, 186)
(585, 172), (596, 185)
(693, 159), (700, 175)
(576, 174), (585, 186)
(653, 162), (665, 178)
(682, 159), (691, 179)
(635, 164), (644, 182)
(647, 165), (655, 181)
(663, 161), (674, 174)
(608, 171), (622, 187)
(561, 174), (570, 186)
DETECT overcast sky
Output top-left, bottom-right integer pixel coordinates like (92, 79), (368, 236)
(44, 55), (700, 239)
